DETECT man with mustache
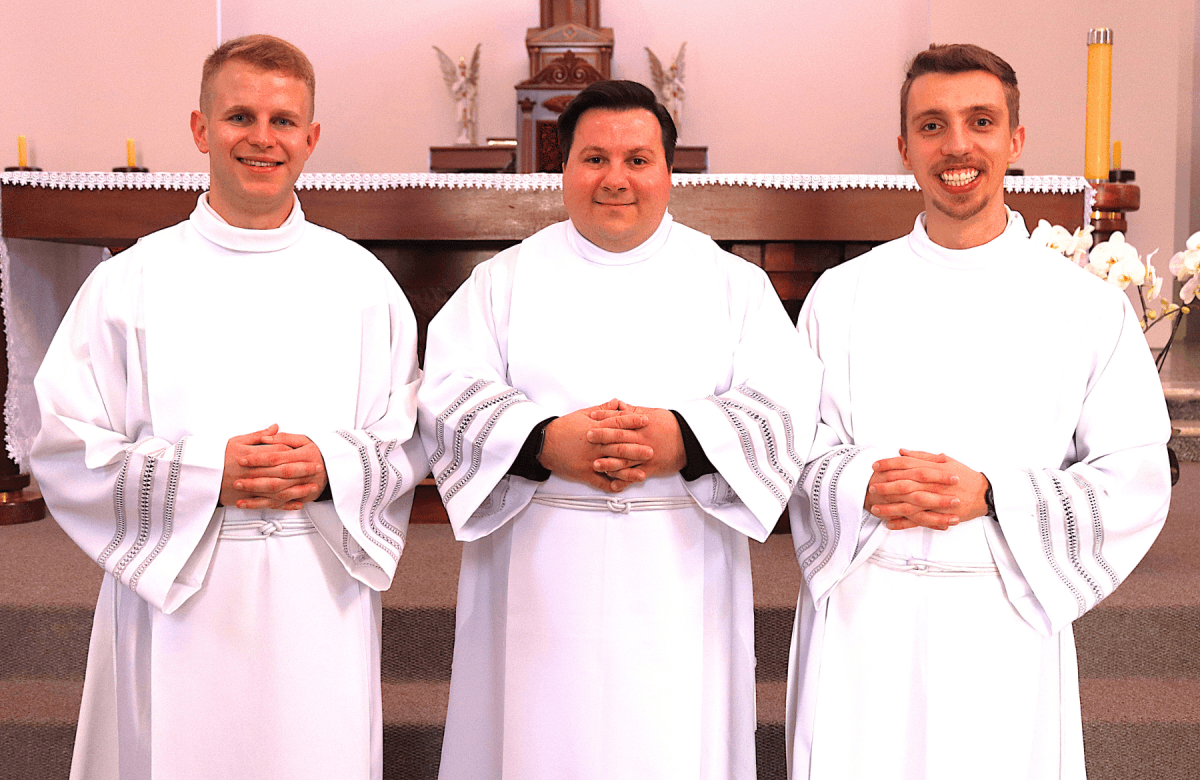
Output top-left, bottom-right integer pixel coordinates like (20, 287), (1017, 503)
(786, 43), (1171, 779)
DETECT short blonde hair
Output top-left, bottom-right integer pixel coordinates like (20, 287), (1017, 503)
(200, 34), (316, 118)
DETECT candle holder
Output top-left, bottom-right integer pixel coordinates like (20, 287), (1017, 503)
(4, 166), (43, 172)
(1108, 168), (1135, 183)
(0, 472), (46, 526)
(1091, 180), (1140, 244)
(112, 166), (149, 173)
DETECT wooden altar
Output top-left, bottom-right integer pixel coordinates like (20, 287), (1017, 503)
(0, 174), (1089, 524)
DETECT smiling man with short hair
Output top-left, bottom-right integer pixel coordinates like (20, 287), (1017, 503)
(420, 79), (821, 779)
(785, 44), (1170, 779)
(31, 34), (425, 780)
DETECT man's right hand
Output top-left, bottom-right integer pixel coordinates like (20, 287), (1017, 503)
(538, 402), (652, 493)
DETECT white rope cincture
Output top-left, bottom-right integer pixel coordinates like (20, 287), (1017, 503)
(868, 549), (1000, 577)
(530, 494), (698, 514)
(219, 516), (317, 540)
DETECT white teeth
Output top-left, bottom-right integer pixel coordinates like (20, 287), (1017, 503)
(241, 159), (278, 167)
(940, 169), (979, 186)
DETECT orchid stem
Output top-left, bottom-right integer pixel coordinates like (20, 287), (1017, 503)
(1156, 312), (1183, 373)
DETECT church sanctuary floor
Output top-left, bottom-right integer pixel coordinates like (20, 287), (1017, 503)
(3, 467), (1199, 780)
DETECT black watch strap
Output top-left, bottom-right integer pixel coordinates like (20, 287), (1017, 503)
(508, 417), (557, 482)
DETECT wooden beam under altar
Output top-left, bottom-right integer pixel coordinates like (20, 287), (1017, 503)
(1, 181), (1084, 246)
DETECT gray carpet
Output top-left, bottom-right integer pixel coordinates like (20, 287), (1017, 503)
(3, 463), (1198, 779)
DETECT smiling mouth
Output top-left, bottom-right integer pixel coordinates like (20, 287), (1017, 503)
(239, 158), (283, 168)
(940, 168), (979, 187)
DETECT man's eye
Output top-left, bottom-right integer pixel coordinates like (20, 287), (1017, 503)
(975, 117), (993, 127)
(229, 114), (247, 123)
(630, 157), (648, 166)
(274, 118), (295, 127)
(585, 156), (603, 164)
(921, 122), (940, 132)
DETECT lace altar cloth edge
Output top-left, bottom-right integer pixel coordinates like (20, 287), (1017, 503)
(0, 170), (1090, 195)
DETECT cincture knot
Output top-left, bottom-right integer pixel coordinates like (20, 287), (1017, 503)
(605, 498), (631, 514)
(261, 519), (285, 537)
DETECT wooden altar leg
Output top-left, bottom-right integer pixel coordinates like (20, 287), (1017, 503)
(0, 293), (45, 525)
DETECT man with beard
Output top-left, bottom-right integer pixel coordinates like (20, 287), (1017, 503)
(786, 43), (1170, 779)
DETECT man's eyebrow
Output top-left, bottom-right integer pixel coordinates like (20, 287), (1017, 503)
(573, 144), (660, 159)
(911, 104), (1002, 122)
(221, 104), (304, 119)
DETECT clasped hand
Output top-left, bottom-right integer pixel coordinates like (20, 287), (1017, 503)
(220, 423), (328, 510)
(864, 448), (989, 531)
(538, 399), (686, 493)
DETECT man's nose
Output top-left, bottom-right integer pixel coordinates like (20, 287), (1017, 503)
(247, 120), (273, 147)
(601, 164), (629, 190)
(942, 124), (971, 156)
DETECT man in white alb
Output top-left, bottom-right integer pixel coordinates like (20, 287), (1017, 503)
(30, 35), (425, 780)
(419, 80), (822, 779)
(786, 44), (1171, 779)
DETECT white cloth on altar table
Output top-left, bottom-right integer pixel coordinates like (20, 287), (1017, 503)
(419, 213), (822, 780)
(0, 238), (106, 470)
(30, 194), (426, 780)
(785, 210), (1171, 780)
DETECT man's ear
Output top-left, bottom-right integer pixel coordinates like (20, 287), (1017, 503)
(190, 110), (209, 155)
(304, 122), (321, 160)
(897, 134), (912, 171)
(1008, 125), (1026, 166)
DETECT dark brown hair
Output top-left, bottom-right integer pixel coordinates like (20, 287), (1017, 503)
(900, 44), (1019, 137)
(557, 80), (677, 170)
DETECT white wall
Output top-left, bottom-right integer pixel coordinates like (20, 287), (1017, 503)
(0, 0), (214, 172)
(1, 0), (1195, 301)
(0, 0), (929, 174)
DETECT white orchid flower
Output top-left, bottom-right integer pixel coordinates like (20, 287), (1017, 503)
(1169, 231), (1200, 280)
(1088, 232), (1139, 280)
(1169, 245), (1200, 282)
(1067, 225), (1095, 266)
(1029, 219), (1054, 247)
(1144, 258), (1163, 301)
(1182, 273), (1200, 304)
(1106, 255), (1147, 290)
(1031, 220), (1081, 257)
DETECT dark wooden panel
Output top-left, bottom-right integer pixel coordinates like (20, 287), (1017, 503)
(429, 146), (516, 174)
(0, 184), (568, 245)
(1, 182), (1085, 246)
(670, 186), (1085, 243)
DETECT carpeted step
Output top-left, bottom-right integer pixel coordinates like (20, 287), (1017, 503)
(4, 465), (1200, 780)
